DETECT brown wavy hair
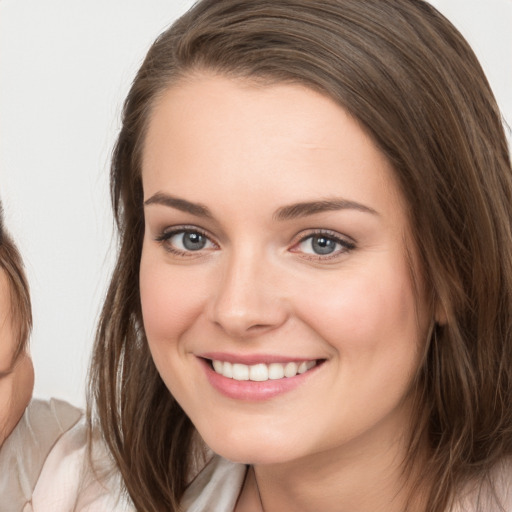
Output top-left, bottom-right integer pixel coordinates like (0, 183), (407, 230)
(88, 1), (512, 510)
(0, 202), (32, 360)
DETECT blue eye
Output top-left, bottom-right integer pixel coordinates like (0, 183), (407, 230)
(176, 232), (208, 251)
(157, 228), (216, 254)
(295, 232), (355, 258)
(307, 236), (338, 255)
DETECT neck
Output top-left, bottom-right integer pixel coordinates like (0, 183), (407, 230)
(236, 408), (429, 512)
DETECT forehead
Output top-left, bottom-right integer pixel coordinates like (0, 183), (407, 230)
(142, 74), (407, 217)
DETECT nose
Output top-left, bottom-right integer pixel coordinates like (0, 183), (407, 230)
(207, 247), (289, 338)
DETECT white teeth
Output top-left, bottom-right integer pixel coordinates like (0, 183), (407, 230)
(249, 363), (268, 381)
(232, 363), (249, 381)
(298, 361), (316, 374)
(284, 362), (298, 377)
(223, 361), (233, 378)
(268, 363), (284, 380)
(211, 359), (318, 381)
(297, 361), (308, 374)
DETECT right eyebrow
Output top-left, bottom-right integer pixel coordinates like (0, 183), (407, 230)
(144, 192), (213, 218)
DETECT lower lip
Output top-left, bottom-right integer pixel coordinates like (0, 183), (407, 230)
(199, 358), (322, 401)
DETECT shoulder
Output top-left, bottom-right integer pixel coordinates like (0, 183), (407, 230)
(31, 409), (134, 511)
(452, 457), (512, 512)
(0, 398), (134, 512)
(488, 457), (512, 511)
(181, 454), (247, 512)
(0, 398), (82, 511)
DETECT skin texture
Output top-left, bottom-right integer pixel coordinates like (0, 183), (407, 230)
(0, 269), (33, 446)
(140, 74), (431, 511)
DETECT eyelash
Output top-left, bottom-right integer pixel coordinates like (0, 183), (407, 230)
(155, 226), (217, 257)
(290, 229), (356, 261)
(155, 227), (355, 260)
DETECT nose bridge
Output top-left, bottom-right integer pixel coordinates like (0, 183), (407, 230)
(208, 242), (287, 336)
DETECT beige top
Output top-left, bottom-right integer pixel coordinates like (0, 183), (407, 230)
(2, 400), (510, 511)
(181, 455), (512, 512)
(0, 399), (134, 512)
(181, 455), (246, 512)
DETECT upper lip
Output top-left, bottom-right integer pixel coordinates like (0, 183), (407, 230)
(198, 352), (321, 365)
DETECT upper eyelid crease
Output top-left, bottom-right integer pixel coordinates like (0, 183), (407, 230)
(296, 228), (354, 240)
(156, 228), (213, 243)
(295, 232), (355, 248)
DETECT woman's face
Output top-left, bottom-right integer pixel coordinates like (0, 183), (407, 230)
(140, 74), (430, 465)
(0, 269), (33, 445)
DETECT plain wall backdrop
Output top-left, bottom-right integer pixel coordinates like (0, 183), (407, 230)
(1, 0), (511, 408)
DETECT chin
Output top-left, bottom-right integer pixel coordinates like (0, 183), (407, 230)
(211, 443), (294, 466)
(197, 422), (305, 466)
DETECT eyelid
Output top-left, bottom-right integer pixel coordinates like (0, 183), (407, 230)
(289, 229), (356, 259)
(154, 225), (219, 256)
(291, 228), (355, 245)
(154, 224), (212, 241)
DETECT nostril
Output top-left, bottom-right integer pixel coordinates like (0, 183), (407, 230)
(247, 323), (273, 331)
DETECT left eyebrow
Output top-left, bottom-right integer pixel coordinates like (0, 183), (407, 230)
(273, 198), (378, 221)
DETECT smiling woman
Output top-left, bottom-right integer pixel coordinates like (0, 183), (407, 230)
(140, 78), (428, 467)
(88, 1), (512, 511)
(140, 78), (430, 494)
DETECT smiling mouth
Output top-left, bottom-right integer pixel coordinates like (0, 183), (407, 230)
(207, 359), (322, 382)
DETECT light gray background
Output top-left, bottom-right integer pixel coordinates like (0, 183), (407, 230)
(1, 0), (511, 408)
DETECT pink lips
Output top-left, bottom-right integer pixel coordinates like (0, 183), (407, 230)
(197, 353), (322, 401)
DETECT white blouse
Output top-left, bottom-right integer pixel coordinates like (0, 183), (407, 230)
(181, 454), (512, 512)
(0, 399), (134, 512)
(181, 455), (246, 512)
(2, 400), (510, 511)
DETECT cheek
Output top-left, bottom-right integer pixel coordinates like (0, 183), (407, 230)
(139, 251), (207, 349)
(0, 355), (34, 446)
(297, 266), (424, 359)
(0, 379), (14, 442)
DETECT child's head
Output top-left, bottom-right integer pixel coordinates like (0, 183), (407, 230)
(0, 202), (33, 445)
